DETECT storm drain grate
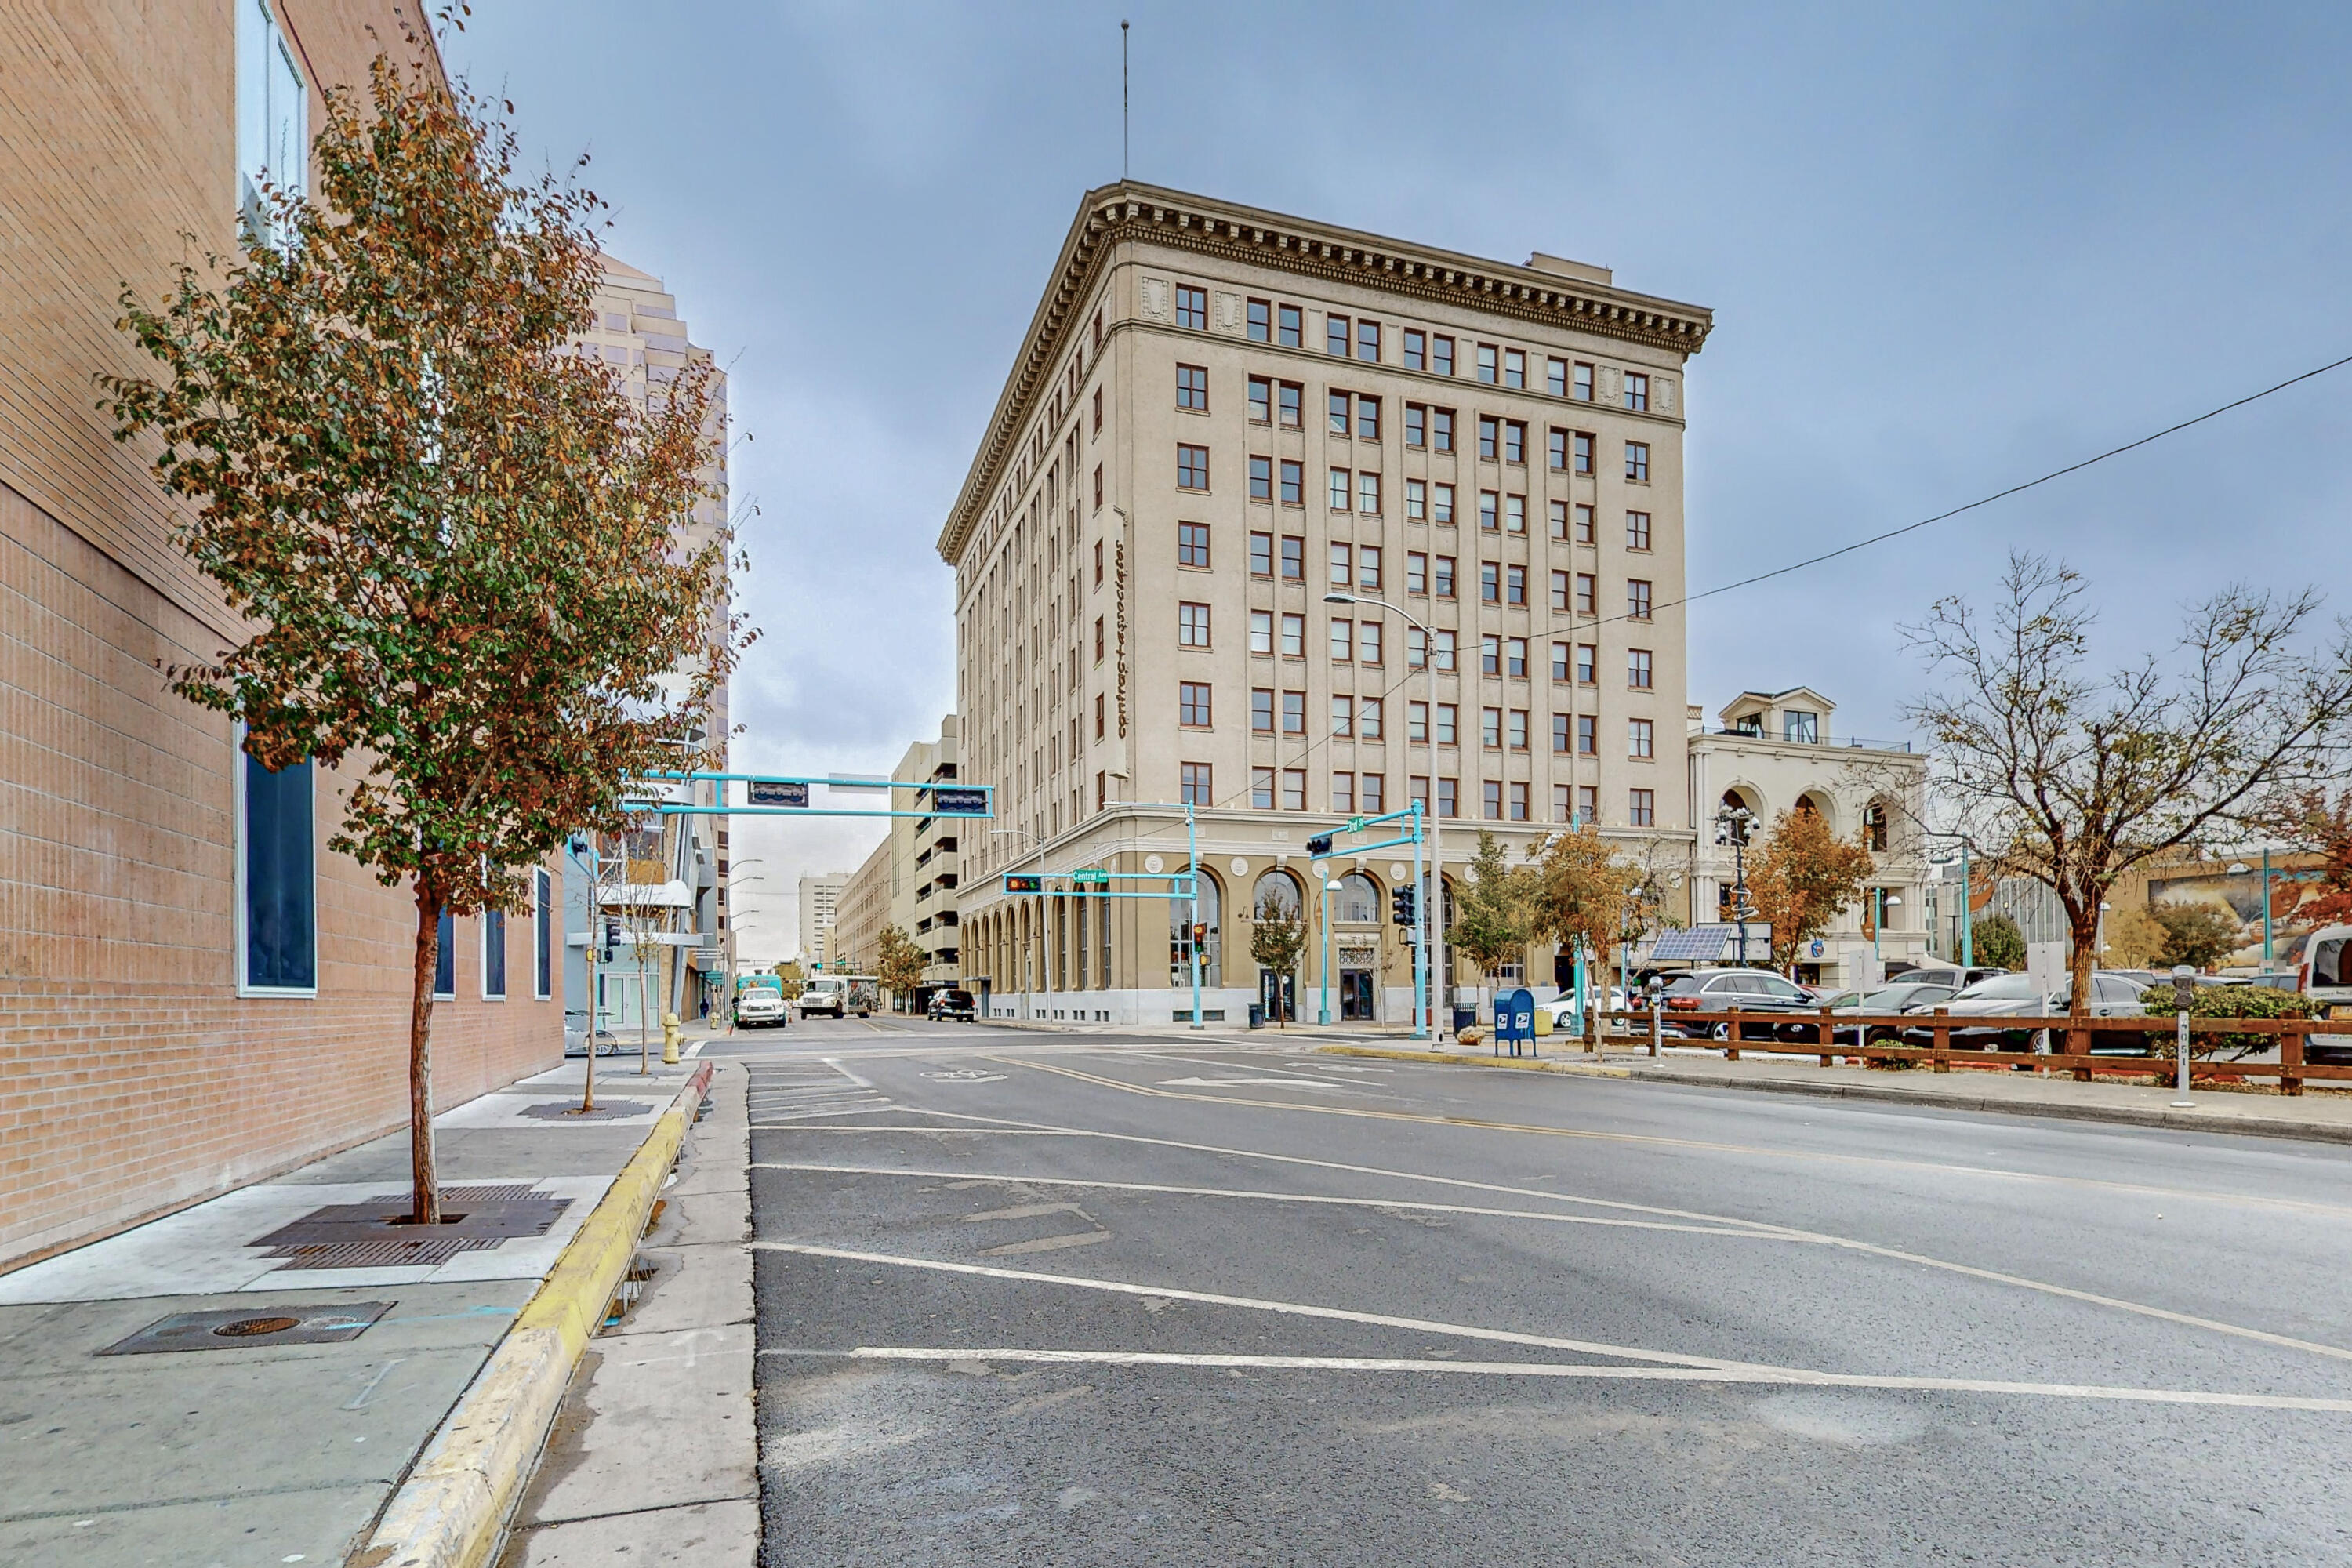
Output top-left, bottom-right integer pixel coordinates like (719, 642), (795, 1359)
(100, 1301), (394, 1356)
(517, 1099), (654, 1121)
(249, 1186), (572, 1270)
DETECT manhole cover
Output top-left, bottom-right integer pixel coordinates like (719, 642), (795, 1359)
(517, 1100), (653, 1121)
(100, 1301), (394, 1356)
(248, 1186), (572, 1270)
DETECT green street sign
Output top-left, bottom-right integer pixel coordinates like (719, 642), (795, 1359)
(1348, 816), (1366, 833)
(1073, 868), (1109, 887)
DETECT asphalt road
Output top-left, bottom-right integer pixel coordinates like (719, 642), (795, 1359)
(731, 1018), (2352, 1566)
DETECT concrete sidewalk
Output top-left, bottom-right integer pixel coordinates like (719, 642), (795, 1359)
(0, 1054), (711, 1567)
(1322, 1040), (2352, 1144)
(497, 1058), (757, 1565)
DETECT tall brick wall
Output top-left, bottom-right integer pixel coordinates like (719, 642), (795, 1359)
(0, 4), (561, 1271)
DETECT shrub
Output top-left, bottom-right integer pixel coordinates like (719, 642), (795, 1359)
(2139, 983), (2322, 1059)
(1971, 913), (2027, 971)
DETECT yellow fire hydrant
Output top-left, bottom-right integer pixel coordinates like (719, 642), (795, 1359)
(661, 1011), (682, 1065)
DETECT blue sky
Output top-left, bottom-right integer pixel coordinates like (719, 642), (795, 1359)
(447, 2), (2352, 955)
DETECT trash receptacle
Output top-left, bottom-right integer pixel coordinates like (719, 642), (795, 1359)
(1451, 1004), (1478, 1035)
(1247, 1002), (1264, 1030)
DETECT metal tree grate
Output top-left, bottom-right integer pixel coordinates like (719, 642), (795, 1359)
(249, 1186), (572, 1270)
(517, 1099), (653, 1121)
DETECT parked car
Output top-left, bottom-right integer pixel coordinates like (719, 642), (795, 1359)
(927, 988), (977, 1022)
(1657, 969), (1824, 1040)
(2296, 926), (2352, 1064)
(1898, 971), (2151, 1051)
(1889, 963), (2010, 991)
(1536, 989), (1633, 1032)
(1813, 981), (1962, 1044)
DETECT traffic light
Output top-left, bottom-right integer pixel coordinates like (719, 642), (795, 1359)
(1392, 887), (1417, 927)
(1004, 873), (1044, 894)
(1192, 923), (1209, 946)
(1305, 833), (1334, 856)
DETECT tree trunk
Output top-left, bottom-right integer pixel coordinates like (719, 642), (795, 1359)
(409, 883), (441, 1225)
(2064, 901), (2101, 1070)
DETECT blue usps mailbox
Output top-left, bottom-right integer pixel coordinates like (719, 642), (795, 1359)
(1495, 987), (1536, 1058)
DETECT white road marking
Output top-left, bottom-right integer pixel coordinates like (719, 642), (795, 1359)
(820, 1057), (875, 1088)
(768, 1345), (2352, 1413)
(1158, 1076), (1345, 1091)
(1012, 1053), (2352, 1221)
(981, 1232), (1112, 1256)
(751, 1161), (1782, 1238)
(751, 1240), (1771, 1373)
(769, 1105), (2352, 1368)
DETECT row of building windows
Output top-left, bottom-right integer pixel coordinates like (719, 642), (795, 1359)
(1169, 681), (1659, 757)
(1140, 605), (1659, 668)
(1234, 292), (1658, 409)
(1176, 759), (1657, 826)
(1236, 458), (1654, 534)
(1161, 590), (1653, 659)
(1220, 370), (1651, 474)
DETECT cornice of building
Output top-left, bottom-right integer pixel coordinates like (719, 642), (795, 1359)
(935, 181), (1716, 565)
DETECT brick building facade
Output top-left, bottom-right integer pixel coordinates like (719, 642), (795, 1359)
(0, 3), (561, 1269)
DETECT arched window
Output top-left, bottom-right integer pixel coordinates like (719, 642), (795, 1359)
(1170, 866), (1222, 987)
(1252, 869), (1302, 920)
(1864, 801), (1890, 854)
(1335, 871), (1379, 924)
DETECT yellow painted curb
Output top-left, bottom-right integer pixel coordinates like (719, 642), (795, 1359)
(1318, 1043), (1632, 1079)
(354, 1070), (710, 1568)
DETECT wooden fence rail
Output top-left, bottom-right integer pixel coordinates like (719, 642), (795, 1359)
(1581, 1007), (2352, 1096)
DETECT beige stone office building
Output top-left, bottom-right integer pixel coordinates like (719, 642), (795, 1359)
(796, 871), (846, 965)
(829, 717), (964, 1001)
(566, 256), (735, 1028)
(941, 183), (1712, 1023)
(1684, 689), (1931, 988)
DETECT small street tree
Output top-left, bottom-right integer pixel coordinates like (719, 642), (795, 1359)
(875, 925), (926, 1008)
(1744, 804), (1876, 971)
(1447, 831), (1532, 1017)
(1249, 892), (1307, 1025)
(2100, 904), (2169, 969)
(2275, 789), (2352, 928)
(2149, 901), (2245, 970)
(105, 54), (742, 1221)
(1907, 553), (2352, 1018)
(1971, 913), (2027, 971)
(1523, 824), (1642, 1042)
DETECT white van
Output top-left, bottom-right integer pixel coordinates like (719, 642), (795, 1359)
(2296, 925), (2352, 1065)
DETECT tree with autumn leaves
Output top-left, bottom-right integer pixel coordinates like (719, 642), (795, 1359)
(1744, 804), (1877, 971)
(106, 53), (744, 1221)
(874, 926), (927, 1010)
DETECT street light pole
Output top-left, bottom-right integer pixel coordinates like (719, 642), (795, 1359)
(1327, 590), (1441, 1038)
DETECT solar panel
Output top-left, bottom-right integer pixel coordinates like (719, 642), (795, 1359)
(1650, 925), (1731, 962)
(1649, 924), (1773, 963)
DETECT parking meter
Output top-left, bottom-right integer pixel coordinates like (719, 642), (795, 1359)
(2169, 964), (2196, 1105)
(1645, 976), (1664, 1058)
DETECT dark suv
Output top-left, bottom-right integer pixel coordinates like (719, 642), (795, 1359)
(927, 989), (977, 1022)
(1659, 969), (1824, 1040)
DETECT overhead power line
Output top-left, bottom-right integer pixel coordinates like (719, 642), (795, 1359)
(998, 347), (2352, 855)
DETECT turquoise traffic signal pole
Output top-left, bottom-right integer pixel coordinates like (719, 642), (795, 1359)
(1189, 804), (1204, 1030)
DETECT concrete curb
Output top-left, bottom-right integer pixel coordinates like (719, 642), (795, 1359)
(1321, 1044), (1631, 1079)
(1315, 1044), (2352, 1145)
(352, 1062), (714, 1568)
